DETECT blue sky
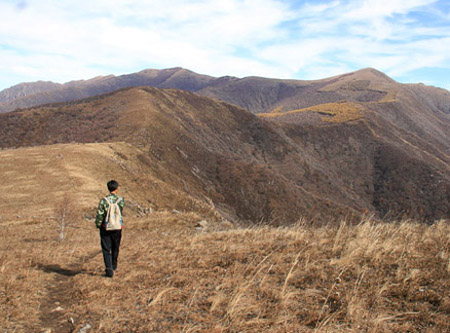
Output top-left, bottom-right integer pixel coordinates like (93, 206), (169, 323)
(0, 0), (449, 91)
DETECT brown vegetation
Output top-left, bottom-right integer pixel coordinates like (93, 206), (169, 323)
(0, 83), (449, 223)
(259, 102), (363, 123)
(54, 194), (79, 241)
(0, 142), (218, 221)
(0, 90), (367, 224)
(1, 214), (449, 332)
(1, 68), (449, 332)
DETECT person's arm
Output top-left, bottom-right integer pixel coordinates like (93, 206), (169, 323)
(94, 198), (107, 228)
(119, 197), (125, 212)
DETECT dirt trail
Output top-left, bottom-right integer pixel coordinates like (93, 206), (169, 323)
(38, 252), (100, 332)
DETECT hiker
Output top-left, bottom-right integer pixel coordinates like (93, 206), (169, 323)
(95, 180), (125, 278)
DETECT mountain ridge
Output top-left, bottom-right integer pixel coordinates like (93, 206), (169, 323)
(0, 85), (448, 223)
(1, 67), (449, 114)
(1, 67), (449, 223)
(0, 86), (364, 223)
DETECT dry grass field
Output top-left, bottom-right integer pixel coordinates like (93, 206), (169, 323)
(1, 142), (449, 332)
(0, 142), (218, 221)
(1, 212), (449, 332)
(259, 102), (363, 123)
(0, 79), (448, 331)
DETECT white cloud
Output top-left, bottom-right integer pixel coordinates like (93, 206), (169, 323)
(301, 1), (341, 13)
(0, 0), (449, 90)
(282, 0), (450, 86)
(344, 0), (437, 19)
(0, 0), (293, 85)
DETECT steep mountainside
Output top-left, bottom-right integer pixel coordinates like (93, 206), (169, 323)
(1, 68), (448, 161)
(0, 87), (364, 224)
(1, 68), (449, 223)
(258, 69), (449, 168)
(1, 86), (449, 223)
(0, 81), (62, 104)
(3, 67), (449, 117)
(256, 69), (450, 222)
(0, 68), (221, 113)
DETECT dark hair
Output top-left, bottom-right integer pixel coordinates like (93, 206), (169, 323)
(107, 180), (119, 192)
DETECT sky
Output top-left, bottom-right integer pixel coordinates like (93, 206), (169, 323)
(0, 0), (449, 91)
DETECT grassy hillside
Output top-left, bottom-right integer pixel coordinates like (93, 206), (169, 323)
(0, 78), (449, 332)
(259, 102), (363, 123)
(1, 69), (449, 223)
(1, 213), (449, 332)
(0, 142), (218, 220)
(0, 88), (365, 224)
(1, 85), (449, 223)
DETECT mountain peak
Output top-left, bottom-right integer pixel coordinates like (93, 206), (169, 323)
(350, 68), (396, 82)
(138, 67), (185, 75)
(0, 80), (62, 104)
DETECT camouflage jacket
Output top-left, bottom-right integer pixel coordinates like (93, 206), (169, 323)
(95, 193), (125, 228)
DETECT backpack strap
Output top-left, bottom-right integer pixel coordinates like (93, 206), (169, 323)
(106, 196), (121, 201)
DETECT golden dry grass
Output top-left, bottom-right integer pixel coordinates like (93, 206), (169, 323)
(268, 106), (284, 114)
(258, 102), (363, 123)
(0, 143), (218, 220)
(0, 143), (138, 218)
(1, 214), (449, 332)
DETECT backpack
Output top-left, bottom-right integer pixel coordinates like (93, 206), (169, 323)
(105, 197), (123, 230)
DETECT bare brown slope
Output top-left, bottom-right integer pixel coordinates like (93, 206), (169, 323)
(254, 69), (450, 222)
(0, 142), (216, 220)
(3, 68), (447, 156)
(0, 81), (62, 104)
(2, 68), (448, 150)
(2, 66), (443, 115)
(258, 69), (450, 172)
(0, 87), (360, 224)
(257, 91), (450, 222)
(1, 85), (448, 222)
(0, 68), (219, 113)
(279, 118), (450, 222)
(0, 67), (383, 114)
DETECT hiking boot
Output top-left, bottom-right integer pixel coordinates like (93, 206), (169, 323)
(104, 268), (114, 278)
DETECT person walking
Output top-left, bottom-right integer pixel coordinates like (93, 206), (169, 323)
(95, 180), (125, 278)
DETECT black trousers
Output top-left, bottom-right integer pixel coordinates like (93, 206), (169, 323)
(100, 228), (122, 271)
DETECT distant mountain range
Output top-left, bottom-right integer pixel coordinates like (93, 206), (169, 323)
(0, 68), (449, 223)
(2, 67), (449, 115)
(0, 68), (217, 113)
